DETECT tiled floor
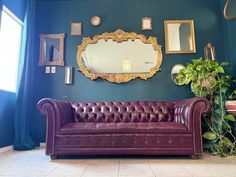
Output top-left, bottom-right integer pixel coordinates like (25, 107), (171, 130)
(0, 147), (236, 177)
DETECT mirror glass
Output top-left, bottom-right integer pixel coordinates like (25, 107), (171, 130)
(82, 39), (157, 74)
(77, 29), (162, 83)
(39, 33), (65, 66)
(164, 20), (196, 54)
(224, 0), (236, 20)
(44, 38), (60, 62)
(171, 64), (185, 85)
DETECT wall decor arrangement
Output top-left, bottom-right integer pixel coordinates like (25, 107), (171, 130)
(65, 66), (73, 85)
(71, 23), (82, 35)
(171, 64), (185, 85)
(39, 33), (65, 66)
(142, 17), (152, 30)
(164, 20), (196, 54)
(224, 0), (236, 20)
(204, 42), (216, 61)
(91, 16), (101, 26)
(77, 29), (162, 83)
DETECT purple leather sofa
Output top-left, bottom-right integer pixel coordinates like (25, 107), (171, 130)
(38, 97), (210, 159)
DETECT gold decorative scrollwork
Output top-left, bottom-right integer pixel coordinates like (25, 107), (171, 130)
(77, 29), (163, 83)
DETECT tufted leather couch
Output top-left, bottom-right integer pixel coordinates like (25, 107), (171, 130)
(38, 97), (210, 159)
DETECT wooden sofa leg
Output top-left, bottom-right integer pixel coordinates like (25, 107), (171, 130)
(50, 154), (58, 160)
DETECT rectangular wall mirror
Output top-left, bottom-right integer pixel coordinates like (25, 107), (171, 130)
(39, 33), (65, 66)
(164, 20), (196, 54)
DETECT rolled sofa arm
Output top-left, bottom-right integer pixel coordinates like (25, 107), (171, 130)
(38, 98), (74, 155)
(174, 97), (210, 132)
(174, 97), (211, 155)
(38, 98), (74, 130)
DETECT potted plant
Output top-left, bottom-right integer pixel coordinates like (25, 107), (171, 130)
(176, 58), (236, 156)
(225, 89), (236, 137)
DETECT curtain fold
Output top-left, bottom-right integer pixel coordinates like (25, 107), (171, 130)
(13, 0), (38, 150)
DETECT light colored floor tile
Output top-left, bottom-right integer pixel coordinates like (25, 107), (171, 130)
(150, 163), (191, 177)
(184, 164), (221, 177)
(82, 164), (119, 177)
(90, 158), (120, 164)
(119, 158), (148, 164)
(48, 163), (88, 176)
(119, 163), (155, 176)
(119, 176), (155, 177)
(0, 147), (236, 177)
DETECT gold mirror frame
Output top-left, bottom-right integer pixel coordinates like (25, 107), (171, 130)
(164, 20), (196, 54)
(77, 29), (163, 83)
(224, 0), (236, 20)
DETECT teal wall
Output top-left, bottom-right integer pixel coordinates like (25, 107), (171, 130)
(220, 0), (236, 78)
(2, 0), (26, 21)
(33, 0), (227, 142)
(0, 0), (25, 147)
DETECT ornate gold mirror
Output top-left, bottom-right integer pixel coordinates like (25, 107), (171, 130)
(77, 29), (162, 83)
(224, 0), (236, 20)
(164, 20), (196, 54)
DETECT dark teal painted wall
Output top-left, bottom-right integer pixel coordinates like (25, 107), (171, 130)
(0, 0), (25, 148)
(219, 0), (236, 78)
(33, 0), (226, 142)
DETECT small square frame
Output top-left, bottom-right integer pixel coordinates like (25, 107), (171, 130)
(142, 17), (152, 31)
(71, 23), (82, 36)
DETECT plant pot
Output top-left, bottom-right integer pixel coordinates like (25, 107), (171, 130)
(225, 100), (236, 136)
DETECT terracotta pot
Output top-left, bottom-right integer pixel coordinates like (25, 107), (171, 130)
(225, 100), (236, 115)
(225, 100), (236, 136)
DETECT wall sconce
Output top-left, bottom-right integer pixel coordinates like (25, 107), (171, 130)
(204, 42), (216, 61)
(65, 66), (73, 85)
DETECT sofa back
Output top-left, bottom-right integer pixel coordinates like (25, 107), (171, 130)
(71, 101), (174, 123)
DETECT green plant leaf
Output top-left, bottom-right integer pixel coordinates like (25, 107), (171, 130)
(203, 132), (217, 140)
(220, 62), (229, 66)
(225, 114), (236, 122)
(215, 66), (225, 73)
(221, 137), (234, 149)
(214, 96), (220, 105)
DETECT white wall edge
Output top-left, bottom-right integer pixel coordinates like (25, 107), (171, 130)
(0, 145), (13, 154)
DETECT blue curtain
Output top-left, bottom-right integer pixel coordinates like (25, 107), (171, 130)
(13, 0), (39, 150)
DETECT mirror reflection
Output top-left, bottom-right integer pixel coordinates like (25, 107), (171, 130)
(77, 29), (163, 83)
(82, 39), (157, 74)
(44, 38), (60, 62)
(224, 0), (236, 20)
(171, 64), (185, 85)
(164, 20), (196, 54)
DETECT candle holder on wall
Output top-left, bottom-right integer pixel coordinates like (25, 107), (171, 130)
(65, 66), (73, 85)
(204, 42), (216, 61)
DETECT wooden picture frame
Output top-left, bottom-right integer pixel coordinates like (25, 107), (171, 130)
(39, 33), (65, 66)
(142, 17), (152, 30)
(71, 23), (82, 36)
(164, 20), (196, 54)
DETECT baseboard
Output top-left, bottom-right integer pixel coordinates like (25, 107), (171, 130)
(0, 143), (45, 154)
(40, 143), (46, 147)
(0, 145), (13, 154)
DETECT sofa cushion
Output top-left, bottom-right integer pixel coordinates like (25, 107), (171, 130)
(59, 122), (187, 134)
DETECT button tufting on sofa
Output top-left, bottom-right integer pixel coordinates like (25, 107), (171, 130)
(38, 97), (210, 158)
